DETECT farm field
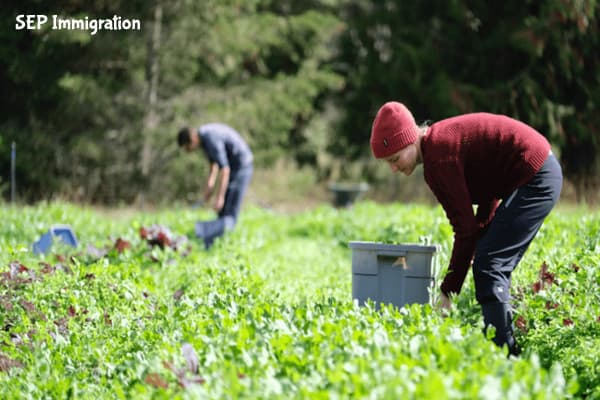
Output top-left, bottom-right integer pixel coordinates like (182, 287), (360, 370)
(0, 201), (599, 399)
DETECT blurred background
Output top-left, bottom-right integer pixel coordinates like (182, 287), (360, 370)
(1, 0), (598, 209)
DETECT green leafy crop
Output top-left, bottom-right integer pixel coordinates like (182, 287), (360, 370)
(0, 201), (597, 398)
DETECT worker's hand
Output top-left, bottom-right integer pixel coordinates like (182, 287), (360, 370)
(203, 187), (213, 203)
(213, 195), (225, 213)
(436, 291), (452, 316)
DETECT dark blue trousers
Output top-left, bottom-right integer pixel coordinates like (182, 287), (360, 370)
(195, 165), (253, 248)
(472, 153), (562, 353)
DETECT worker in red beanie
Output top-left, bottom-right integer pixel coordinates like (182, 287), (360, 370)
(370, 101), (563, 356)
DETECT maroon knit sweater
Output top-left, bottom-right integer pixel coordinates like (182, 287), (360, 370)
(421, 113), (551, 295)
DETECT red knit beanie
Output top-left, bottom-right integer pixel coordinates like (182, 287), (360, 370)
(370, 101), (419, 158)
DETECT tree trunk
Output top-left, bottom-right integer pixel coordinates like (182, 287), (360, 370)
(139, 1), (162, 207)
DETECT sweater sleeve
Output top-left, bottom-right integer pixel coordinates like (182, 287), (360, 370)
(425, 160), (479, 296)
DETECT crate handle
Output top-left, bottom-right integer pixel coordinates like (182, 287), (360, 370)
(377, 251), (407, 258)
(378, 252), (408, 269)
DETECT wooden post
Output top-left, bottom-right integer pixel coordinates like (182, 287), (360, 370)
(11, 142), (16, 202)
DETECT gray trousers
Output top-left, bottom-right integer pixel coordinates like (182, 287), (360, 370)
(195, 165), (253, 248)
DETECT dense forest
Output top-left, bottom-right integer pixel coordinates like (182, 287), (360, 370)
(1, 0), (598, 204)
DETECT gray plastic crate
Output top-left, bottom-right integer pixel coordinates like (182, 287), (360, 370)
(349, 241), (437, 309)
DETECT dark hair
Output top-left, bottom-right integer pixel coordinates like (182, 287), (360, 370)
(177, 127), (191, 147)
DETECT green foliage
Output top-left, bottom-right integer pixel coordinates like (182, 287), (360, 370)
(0, 0), (344, 202)
(169, 4), (344, 166)
(0, 202), (598, 397)
(332, 0), (600, 200)
(508, 212), (600, 398)
(1, 1), (599, 203)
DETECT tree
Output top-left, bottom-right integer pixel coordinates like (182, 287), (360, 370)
(511, 0), (600, 202)
(0, 0), (345, 203)
(333, 0), (600, 201)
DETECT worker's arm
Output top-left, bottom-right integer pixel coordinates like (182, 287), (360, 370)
(213, 166), (230, 212)
(203, 162), (220, 203)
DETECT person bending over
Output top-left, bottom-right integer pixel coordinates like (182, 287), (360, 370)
(370, 101), (562, 355)
(177, 123), (253, 248)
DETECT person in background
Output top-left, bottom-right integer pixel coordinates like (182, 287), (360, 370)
(177, 123), (253, 248)
(369, 101), (562, 355)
